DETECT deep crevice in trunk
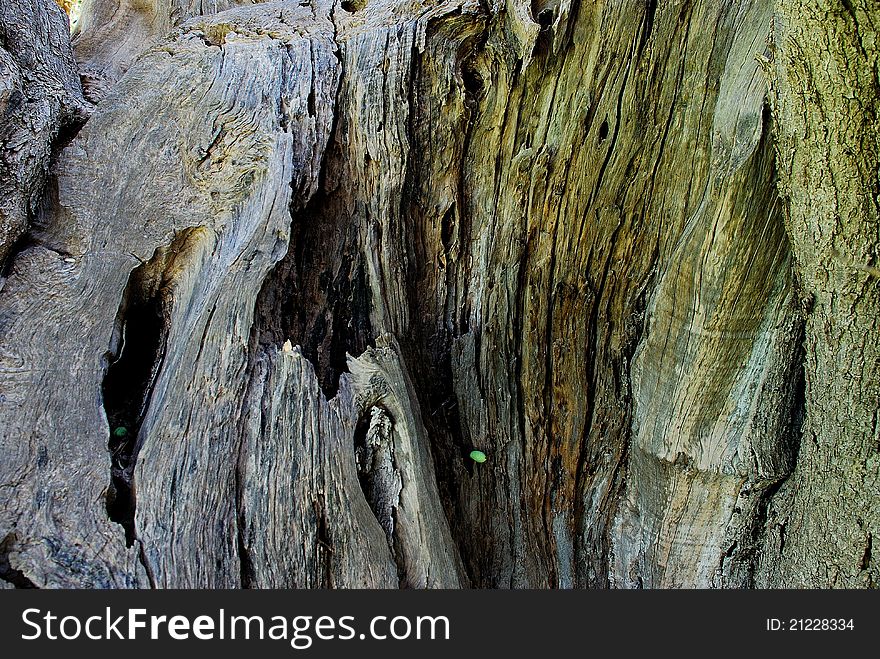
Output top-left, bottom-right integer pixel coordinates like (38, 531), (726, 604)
(251, 8), (367, 400)
(252, 189), (373, 398)
(0, 234), (40, 279)
(234, 439), (255, 589)
(353, 405), (412, 586)
(392, 26), (491, 585)
(354, 406), (402, 544)
(101, 238), (183, 546)
(313, 496), (334, 588)
(0, 533), (38, 588)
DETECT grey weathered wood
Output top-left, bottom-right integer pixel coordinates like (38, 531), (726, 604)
(240, 336), (464, 587)
(0, 0), (877, 588)
(0, 3), (341, 587)
(0, 0), (89, 264)
(72, 1), (268, 100)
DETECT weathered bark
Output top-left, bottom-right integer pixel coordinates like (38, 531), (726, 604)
(757, 0), (879, 588)
(72, 0), (264, 100)
(0, 0), (89, 264)
(0, 0), (876, 588)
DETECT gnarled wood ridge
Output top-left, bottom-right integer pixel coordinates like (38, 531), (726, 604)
(0, 0), (877, 588)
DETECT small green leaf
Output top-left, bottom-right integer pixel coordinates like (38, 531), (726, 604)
(113, 426), (128, 438)
(469, 450), (487, 463)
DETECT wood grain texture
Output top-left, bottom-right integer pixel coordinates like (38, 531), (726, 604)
(240, 336), (464, 587)
(0, 0), (89, 263)
(0, 3), (338, 587)
(0, 0), (876, 588)
(72, 0), (270, 97)
(422, 0), (798, 587)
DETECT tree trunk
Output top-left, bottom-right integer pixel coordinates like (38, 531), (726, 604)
(0, 0), (89, 264)
(0, 0), (876, 588)
(757, 0), (879, 588)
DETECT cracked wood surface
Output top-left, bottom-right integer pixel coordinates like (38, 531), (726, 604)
(0, 0), (876, 588)
(0, 0), (89, 264)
